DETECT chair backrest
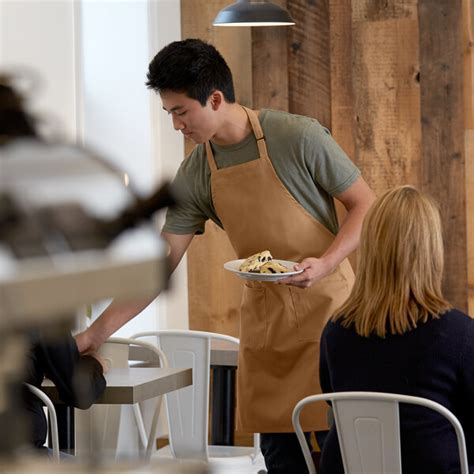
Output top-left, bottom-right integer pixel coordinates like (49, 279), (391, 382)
(292, 391), (469, 474)
(132, 330), (239, 461)
(25, 383), (60, 462)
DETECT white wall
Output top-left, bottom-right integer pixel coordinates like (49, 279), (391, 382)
(147, 0), (189, 331)
(0, 0), (77, 140)
(0, 0), (188, 333)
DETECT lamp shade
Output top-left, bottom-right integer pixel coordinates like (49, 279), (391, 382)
(213, 0), (295, 27)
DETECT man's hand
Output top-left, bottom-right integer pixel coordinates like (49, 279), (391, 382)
(279, 177), (375, 289)
(277, 257), (335, 288)
(90, 353), (111, 374)
(75, 330), (100, 355)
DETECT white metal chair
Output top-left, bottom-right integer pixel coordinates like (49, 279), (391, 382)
(132, 330), (266, 473)
(292, 391), (469, 474)
(75, 337), (167, 460)
(25, 382), (60, 462)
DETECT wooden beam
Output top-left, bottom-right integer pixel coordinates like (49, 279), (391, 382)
(329, 0), (355, 159)
(351, 2), (421, 195)
(287, 0), (330, 124)
(251, 0), (289, 111)
(419, 0), (468, 310)
(464, 0), (474, 314)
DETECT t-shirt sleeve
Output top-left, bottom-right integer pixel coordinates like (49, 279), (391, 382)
(304, 121), (360, 196)
(162, 151), (210, 235)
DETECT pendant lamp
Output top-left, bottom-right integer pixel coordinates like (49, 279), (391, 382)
(213, 0), (295, 27)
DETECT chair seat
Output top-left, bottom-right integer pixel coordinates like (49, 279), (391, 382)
(208, 444), (259, 459)
(154, 444), (266, 473)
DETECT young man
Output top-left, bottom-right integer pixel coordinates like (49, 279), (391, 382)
(77, 39), (375, 472)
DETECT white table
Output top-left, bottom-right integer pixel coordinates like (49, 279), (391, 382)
(41, 367), (192, 455)
(42, 367), (192, 404)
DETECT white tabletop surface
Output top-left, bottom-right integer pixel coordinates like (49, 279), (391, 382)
(41, 367), (192, 404)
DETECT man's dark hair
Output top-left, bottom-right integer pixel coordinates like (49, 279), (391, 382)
(146, 38), (235, 106)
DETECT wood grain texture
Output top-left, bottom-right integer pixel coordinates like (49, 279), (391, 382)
(251, 0), (289, 111)
(419, 0), (467, 310)
(464, 0), (474, 314)
(352, 16), (421, 195)
(287, 0), (330, 125)
(329, 0), (356, 160)
(466, 131), (474, 315)
(352, 0), (417, 21)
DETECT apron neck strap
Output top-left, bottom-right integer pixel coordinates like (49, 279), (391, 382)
(242, 106), (269, 160)
(205, 106), (269, 171)
(205, 141), (218, 172)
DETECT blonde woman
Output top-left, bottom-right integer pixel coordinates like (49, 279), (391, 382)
(319, 186), (474, 473)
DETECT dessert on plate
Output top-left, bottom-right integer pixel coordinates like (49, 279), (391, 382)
(260, 261), (290, 274)
(238, 250), (290, 274)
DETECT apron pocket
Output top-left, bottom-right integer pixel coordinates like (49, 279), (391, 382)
(289, 276), (350, 343)
(240, 284), (266, 349)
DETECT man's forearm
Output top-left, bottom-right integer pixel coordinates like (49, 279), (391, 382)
(320, 177), (376, 271)
(76, 232), (195, 354)
(320, 204), (368, 270)
(77, 296), (157, 353)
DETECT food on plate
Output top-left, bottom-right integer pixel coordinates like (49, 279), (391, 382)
(260, 261), (290, 274)
(239, 250), (273, 272)
(238, 251), (291, 274)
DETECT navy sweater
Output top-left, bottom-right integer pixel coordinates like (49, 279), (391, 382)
(319, 309), (474, 474)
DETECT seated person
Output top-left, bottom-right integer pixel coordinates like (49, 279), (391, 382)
(319, 185), (474, 473)
(24, 331), (106, 455)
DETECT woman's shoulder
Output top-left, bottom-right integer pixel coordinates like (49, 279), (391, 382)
(322, 318), (355, 340)
(439, 308), (474, 328)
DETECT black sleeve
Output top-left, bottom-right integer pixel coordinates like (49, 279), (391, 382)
(36, 333), (106, 409)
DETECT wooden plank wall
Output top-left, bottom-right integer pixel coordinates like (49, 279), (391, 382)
(465, 0), (474, 314)
(180, 0), (472, 336)
(419, 0), (467, 310)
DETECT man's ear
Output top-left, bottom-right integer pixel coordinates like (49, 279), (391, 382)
(209, 91), (223, 110)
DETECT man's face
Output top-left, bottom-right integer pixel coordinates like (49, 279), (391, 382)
(161, 90), (216, 144)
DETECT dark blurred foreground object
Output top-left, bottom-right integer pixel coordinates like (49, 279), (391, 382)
(0, 181), (175, 259)
(0, 76), (37, 144)
(0, 74), (176, 258)
(0, 75), (175, 459)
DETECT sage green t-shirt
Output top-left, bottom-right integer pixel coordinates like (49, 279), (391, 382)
(163, 109), (360, 236)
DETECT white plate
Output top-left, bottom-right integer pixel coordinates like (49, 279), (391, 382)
(223, 259), (303, 281)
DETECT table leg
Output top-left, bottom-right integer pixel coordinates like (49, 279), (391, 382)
(210, 366), (236, 446)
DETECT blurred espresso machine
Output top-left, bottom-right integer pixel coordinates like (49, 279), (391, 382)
(0, 77), (205, 473)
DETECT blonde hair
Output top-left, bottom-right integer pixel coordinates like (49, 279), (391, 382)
(333, 185), (451, 337)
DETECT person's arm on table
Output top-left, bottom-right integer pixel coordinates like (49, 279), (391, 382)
(76, 232), (194, 354)
(280, 176), (375, 288)
(39, 335), (107, 408)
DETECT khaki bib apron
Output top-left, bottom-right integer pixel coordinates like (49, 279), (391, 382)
(206, 107), (355, 432)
